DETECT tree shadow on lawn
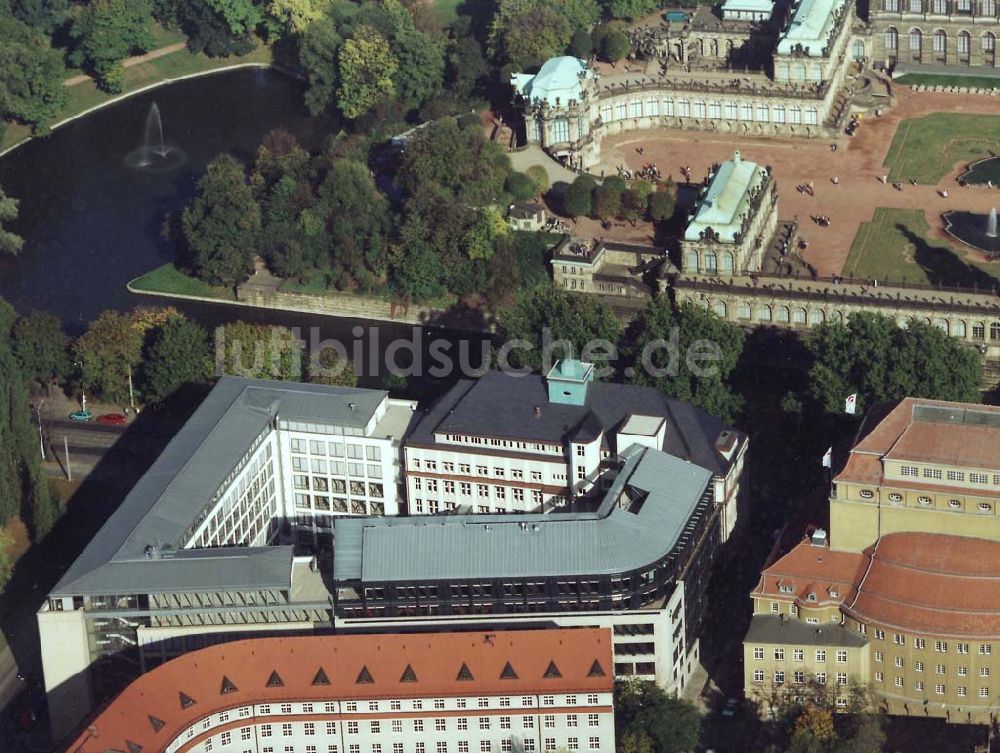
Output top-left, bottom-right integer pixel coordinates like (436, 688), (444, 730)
(894, 223), (1000, 291)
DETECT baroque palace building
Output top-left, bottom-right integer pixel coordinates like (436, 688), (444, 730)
(743, 399), (1000, 723)
(511, 0), (860, 170)
(868, 0), (1000, 71)
(64, 629), (616, 753)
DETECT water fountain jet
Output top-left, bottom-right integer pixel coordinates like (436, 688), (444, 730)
(126, 102), (185, 171)
(988, 207), (998, 239)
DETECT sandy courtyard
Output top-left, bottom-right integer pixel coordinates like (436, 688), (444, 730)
(595, 86), (1000, 276)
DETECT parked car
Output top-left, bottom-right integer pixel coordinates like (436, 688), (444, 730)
(96, 413), (127, 426)
(68, 410), (92, 422)
(722, 697), (740, 717)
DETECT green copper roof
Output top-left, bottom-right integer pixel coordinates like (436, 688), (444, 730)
(512, 56), (593, 107)
(777, 0), (846, 56)
(684, 150), (768, 243)
(722, 0), (774, 13)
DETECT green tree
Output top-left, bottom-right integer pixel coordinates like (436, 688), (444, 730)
(12, 311), (69, 388)
(600, 26), (630, 60)
(202, 0), (261, 37)
(525, 164), (551, 195)
(494, 285), (622, 372)
(806, 312), (982, 415)
(615, 679), (701, 753)
(182, 154), (260, 287)
(315, 158), (392, 290)
(647, 188), (674, 221)
(389, 213), (447, 302)
(0, 529), (12, 589)
(506, 171), (537, 201)
(604, 0), (661, 20)
(68, 0), (154, 93)
(141, 316), (213, 402)
(603, 174), (627, 194)
(563, 174), (596, 217)
(445, 18), (490, 102)
(0, 298), (58, 540)
(591, 184), (621, 222)
(551, 0), (601, 31)
(337, 26), (398, 119)
(464, 206), (508, 261)
(218, 320), (302, 380)
(265, 0), (322, 34)
(500, 5), (570, 68)
(392, 28), (445, 111)
(621, 188), (645, 224)
(0, 184), (23, 255)
(569, 27), (593, 56)
(0, 14), (67, 131)
(297, 14), (344, 114)
(624, 297), (745, 422)
(307, 346), (358, 387)
(73, 310), (143, 403)
(397, 118), (512, 207)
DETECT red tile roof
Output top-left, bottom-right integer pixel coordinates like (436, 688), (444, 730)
(66, 629), (613, 753)
(836, 398), (1000, 491)
(845, 533), (1000, 639)
(754, 533), (1000, 639)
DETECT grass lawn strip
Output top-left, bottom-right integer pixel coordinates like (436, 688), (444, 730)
(882, 113), (1000, 184)
(129, 263), (234, 300)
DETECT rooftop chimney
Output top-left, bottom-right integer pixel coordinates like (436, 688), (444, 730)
(810, 528), (828, 547)
(545, 359), (594, 407)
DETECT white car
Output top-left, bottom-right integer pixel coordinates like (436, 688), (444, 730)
(722, 698), (740, 717)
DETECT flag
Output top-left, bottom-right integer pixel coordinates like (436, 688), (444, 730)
(822, 446), (832, 468)
(844, 394), (857, 415)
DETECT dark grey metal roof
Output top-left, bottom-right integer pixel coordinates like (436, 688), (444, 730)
(52, 378), (388, 597)
(333, 446), (712, 582)
(744, 614), (870, 648)
(407, 370), (739, 476)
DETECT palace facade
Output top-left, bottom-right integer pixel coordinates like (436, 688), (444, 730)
(511, 0), (859, 169)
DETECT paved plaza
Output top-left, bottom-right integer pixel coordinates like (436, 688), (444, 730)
(596, 86), (1000, 276)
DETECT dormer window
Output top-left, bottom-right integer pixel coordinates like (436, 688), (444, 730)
(807, 593), (817, 602)
(888, 492), (903, 502)
(917, 496), (932, 506)
(829, 587), (839, 598)
(949, 499), (962, 509)
(979, 502), (993, 512)
(859, 489), (874, 499)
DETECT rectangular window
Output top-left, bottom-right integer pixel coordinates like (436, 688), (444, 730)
(816, 650), (827, 662)
(754, 647), (764, 660)
(793, 649), (804, 662)
(837, 650), (848, 663)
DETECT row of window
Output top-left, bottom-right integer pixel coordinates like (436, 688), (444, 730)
(214, 739), (599, 753)
(258, 714), (603, 737)
(434, 436), (563, 456)
(704, 299), (1000, 340)
(291, 439), (381, 461)
(872, 631), (994, 655)
(875, 652), (993, 675)
(873, 675), (993, 697)
(752, 647), (850, 662)
(882, 0), (996, 14)
(884, 26), (996, 53)
(594, 99), (822, 124)
(898, 466), (1000, 484)
(753, 669), (850, 686)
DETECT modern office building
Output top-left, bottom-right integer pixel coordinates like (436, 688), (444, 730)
(680, 150), (779, 277)
(744, 529), (1000, 723)
(334, 444), (725, 695)
(402, 360), (747, 543)
(40, 378), (417, 741)
(829, 397), (1000, 552)
(64, 629), (616, 753)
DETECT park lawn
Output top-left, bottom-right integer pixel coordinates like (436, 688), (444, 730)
(843, 207), (1000, 288)
(882, 113), (1000, 184)
(1, 41), (272, 153)
(432, 0), (464, 26)
(129, 263), (235, 300)
(895, 72), (1000, 90)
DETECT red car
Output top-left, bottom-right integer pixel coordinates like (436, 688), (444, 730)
(96, 413), (127, 426)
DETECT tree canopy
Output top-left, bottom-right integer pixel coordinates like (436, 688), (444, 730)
(615, 679), (701, 753)
(337, 25), (397, 119)
(0, 12), (66, 131)
(623, 297), (745, 422)
(68, 0), (154, 92)
(806, 311), (982, 415)
(182, 154), (260, 287)
(140, 315), (213, 402)
(73, 310), (143, 403)
(494, 285), (622, 372)
(12, 310), (68, 387)
(0, 183), (23, 255)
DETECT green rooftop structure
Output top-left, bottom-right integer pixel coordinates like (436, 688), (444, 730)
(777, 0), (849, 57)
(511, 56), (594, 107)
(685, 150), (770, 243)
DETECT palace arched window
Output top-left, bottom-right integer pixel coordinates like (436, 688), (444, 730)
(909, 28), (922, 50)
(704, 250), (718, 272)
(721, 252), (735, 273)
(885, 27), (899, 49)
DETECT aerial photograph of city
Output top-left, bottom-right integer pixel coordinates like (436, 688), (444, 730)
(0, 0), (999, 752)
